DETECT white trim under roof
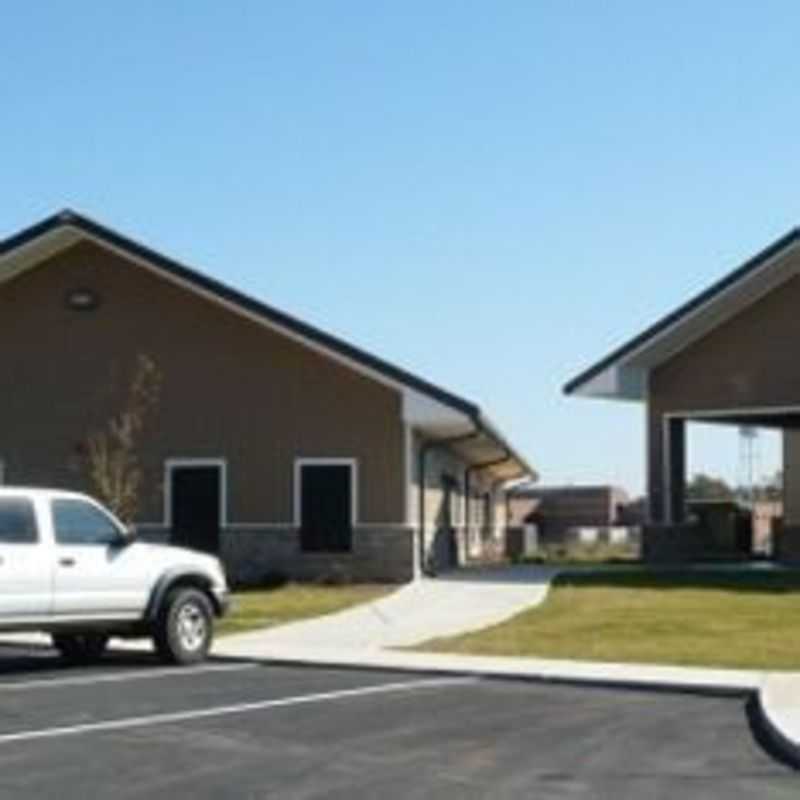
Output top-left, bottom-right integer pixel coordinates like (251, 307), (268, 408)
(664, 405), (800, 420)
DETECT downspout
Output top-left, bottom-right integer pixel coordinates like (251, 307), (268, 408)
(418, 426), (481, 576)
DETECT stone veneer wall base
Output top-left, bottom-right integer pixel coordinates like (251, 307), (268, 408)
(221, 525), (416, 586)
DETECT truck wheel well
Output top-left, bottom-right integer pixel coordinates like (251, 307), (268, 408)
(148, 574), (221, 620)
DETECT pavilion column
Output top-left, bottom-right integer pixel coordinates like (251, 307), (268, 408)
(648, 411), (686, 525)
(665, 417), (687, 525)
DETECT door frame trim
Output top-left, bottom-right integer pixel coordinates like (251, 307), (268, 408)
(164, 458), (228, 528)
(293, 457), (358, 529)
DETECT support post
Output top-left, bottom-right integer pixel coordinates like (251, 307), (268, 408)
(666, 417), (686, 525)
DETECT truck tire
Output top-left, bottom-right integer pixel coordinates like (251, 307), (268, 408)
(153, 587), (213, 665)
(52, 633), (109, 663)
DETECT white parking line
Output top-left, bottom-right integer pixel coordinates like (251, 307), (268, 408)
(0, 662), (258, 692)
(0, 676), (476, 745)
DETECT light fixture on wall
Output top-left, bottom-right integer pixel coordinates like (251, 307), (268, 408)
(65, 288), (100, 311)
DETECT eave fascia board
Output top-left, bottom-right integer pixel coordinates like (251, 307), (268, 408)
(571, 364), (646, 401)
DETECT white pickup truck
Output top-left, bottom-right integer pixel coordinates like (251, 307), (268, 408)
(0, 487), (230, 665)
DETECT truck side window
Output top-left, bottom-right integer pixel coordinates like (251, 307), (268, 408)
(0, 498), (38, 544)
(52, 500), (122, 546)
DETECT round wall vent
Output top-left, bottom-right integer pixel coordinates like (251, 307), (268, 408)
(65, 288), (100, 311)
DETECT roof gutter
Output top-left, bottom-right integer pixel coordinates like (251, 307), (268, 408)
(469, 412), (537, 482)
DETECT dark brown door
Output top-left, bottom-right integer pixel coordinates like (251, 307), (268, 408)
(171, 465), (221, 554)
(300, 464), (352, 552)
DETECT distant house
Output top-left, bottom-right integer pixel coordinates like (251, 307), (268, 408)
(565, 226), (800, 561)
(0, 210), (535, 583)
(507, 484), (630, 542)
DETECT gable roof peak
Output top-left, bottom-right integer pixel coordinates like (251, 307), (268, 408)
(55, 208), (80, 223)
(565, 224), (800, 399)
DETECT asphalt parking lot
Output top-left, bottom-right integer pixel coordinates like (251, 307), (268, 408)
(0, 645), (793, 799)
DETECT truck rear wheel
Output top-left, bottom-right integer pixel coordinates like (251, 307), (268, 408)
(153, 587), (213, 665)
(52, 633), (109, 663)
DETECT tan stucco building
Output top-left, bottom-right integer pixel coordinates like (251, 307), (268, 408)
(566, 227), (800, 560)
(0, 210), (534, 583)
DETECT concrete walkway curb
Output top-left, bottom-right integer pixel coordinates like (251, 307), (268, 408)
(0, 633), (761, 697)
(213, 642), (764, 697)
(755, 673), (800, 768)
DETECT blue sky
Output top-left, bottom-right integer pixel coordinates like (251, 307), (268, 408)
(2, 2), (798, 494)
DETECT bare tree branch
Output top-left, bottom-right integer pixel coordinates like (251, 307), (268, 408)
(85, 355), (162, 523)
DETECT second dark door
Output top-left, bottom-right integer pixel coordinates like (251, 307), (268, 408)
(299, 464), (353, 552)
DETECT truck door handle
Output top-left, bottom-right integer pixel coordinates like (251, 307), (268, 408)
(58, 557), (76, 567)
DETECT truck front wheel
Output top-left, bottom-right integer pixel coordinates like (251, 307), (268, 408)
(153, 587), (213, 665)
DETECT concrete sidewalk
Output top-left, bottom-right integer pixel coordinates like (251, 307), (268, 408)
(219, 564), (559, 652)
(216, 641), (765, 695)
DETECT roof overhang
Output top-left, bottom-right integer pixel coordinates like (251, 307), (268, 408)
(402, 392), (536, 482)
(0, 226), (84, 283)
(565, 228), (800, 402)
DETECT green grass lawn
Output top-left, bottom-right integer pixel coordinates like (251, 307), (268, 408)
(418, 569), (800, 670)
(217, 583), (392, 637)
